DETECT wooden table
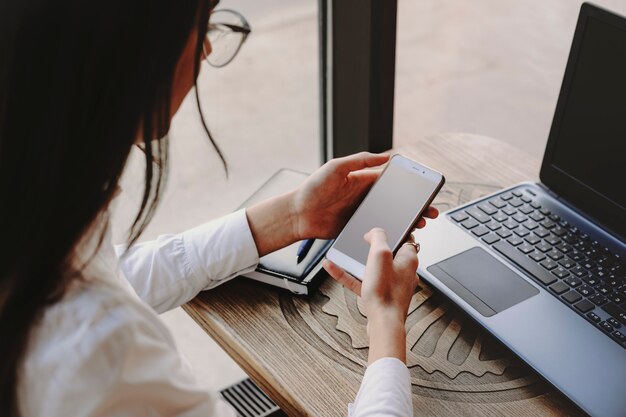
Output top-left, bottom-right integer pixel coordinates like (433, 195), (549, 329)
(183, 134), (583, 417)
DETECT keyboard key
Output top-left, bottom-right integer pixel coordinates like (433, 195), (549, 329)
(549, 213), (561, 222)
(519, 205), (534, 214)
(512, 190), (523, 197)
(599, 321), (614, 334)
(552, 267), (571, 279)
(552, 226), (567, 237)
(569, 250), (584, 262)
(591, 267), (608, 279)
(563, 233), (577, 244)
(540, 259), (558, 270)
(582, 275), (600, 287)
(492, 241), (557, 286)
(534, 227), (550, 238)
(556, 243), (572, 253)
(539, 207), (551, 215)
(545, 235), (561, 245)
(547, 249), (564, 261)
(562, 290), (582, 304)
(517, 243), (534, 254)
(529, 212), (544, 222)
(524, 220), (539, 230)
(602, 303), (626, 325)
(496, 229), (513, 238)
(571, 266), (587, 277)
(549, 281), (569, 295)
(467, 208), (490, 223)
(502, 206), (517, 216)
(536, 241), (552, 253)
(486, 221), (501, 231)
(589, 294), (607, 306)
(525, 235), (541, 245)
(502, 219), (518, 230)
(509, 198), (524, 208)
(576, 285), (595, 297)
(558, 259), (576, 269)
(607, 317), (622, 329)
(612, 331), (626, 344)
(489, 198), (506, 209)
(451, 212), (469, 222)
(529, 251), (546, 262)
(482, 234), (500, 245)
(530, 201), (541, 209)
(461, 219), (479, 229)
(478, 203), (497, 215)
(514, 228), (530, 238)
(581, 259), (596, 270)
(563, 276), (582, 287)
(541, 219), (556, 229)
(521, 196), (532, 203)
(597, 285), (612, 296)
(609, 293), (624, 305)
(472, 226), (489, 237)
(587, 312), (601, 323)
(512, 213), (527, 223)
(493, 212), (508, 222)
(574, 299), (595, 313)
(500, 192), (514, 201)
(507, 236), (524, 246)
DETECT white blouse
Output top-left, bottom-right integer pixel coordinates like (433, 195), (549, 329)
(18, 209), (413, 417)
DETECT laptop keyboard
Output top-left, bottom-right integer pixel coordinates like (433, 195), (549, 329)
(449, 186), (626, 349)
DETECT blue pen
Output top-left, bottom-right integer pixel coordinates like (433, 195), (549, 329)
(296, 239), (315, 264)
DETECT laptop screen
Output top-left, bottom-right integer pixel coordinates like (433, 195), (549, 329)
(541, 4), (626, 238)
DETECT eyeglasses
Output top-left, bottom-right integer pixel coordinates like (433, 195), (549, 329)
(205, 9), (251, 68)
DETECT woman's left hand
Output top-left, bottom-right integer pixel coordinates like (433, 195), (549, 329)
(291, 152), (439, 240)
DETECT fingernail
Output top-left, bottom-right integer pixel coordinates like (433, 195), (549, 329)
(415, 243), (420, 253)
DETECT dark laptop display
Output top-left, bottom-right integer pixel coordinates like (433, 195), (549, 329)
(541, 5), (626, 238)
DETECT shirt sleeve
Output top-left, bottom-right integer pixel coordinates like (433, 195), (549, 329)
(348, 358), (413, 417)
(115, 209), (259, 313)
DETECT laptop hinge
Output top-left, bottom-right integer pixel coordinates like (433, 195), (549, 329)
(536, 182), (559, 199)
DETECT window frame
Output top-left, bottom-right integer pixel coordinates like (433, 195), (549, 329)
(319, 0), (398, 162)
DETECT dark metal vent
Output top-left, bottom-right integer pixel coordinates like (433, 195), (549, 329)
(220, 378), (284, 417)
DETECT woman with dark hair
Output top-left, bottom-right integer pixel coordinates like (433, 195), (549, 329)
(0, 1), (438, 416)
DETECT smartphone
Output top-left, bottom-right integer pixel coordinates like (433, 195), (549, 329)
(325, 154), (445, 280)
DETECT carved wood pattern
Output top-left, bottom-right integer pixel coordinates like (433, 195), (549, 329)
(185, 135), (584, 416)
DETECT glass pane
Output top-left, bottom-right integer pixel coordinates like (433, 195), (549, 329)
(113, 1), (320, 242)
(394, 0), (626, 156)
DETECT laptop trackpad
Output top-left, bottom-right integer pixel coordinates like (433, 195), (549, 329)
(427, 247), (539, 317)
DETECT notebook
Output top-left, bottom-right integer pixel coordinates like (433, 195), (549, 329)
(238, 169), (332, 295)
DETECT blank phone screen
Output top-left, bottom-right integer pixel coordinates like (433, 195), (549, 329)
(333, 161), (440, 265)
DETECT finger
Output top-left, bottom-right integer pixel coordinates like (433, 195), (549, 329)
(323, 259), (362, 296)
(331, 152), (390, 176)
(364, 227), (393, 265)
(347, 170), (382, 196)
(415, 218), (427, 229)
(364, 227), (391, 252)
(423, 206), (439, 219)
(394, 241), (420, 272)
(347, 168), (383, 185)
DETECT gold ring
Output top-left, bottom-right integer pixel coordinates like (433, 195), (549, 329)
(403, 241), (420, 253)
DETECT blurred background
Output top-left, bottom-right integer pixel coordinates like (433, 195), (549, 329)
(110, 0), (626, 392)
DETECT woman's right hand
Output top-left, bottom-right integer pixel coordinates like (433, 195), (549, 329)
(322, 227), (421, 364)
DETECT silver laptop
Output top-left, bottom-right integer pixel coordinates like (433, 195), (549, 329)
(417, 3), (626, 417)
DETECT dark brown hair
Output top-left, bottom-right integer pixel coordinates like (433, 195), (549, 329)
(0, 0), (219, 415)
